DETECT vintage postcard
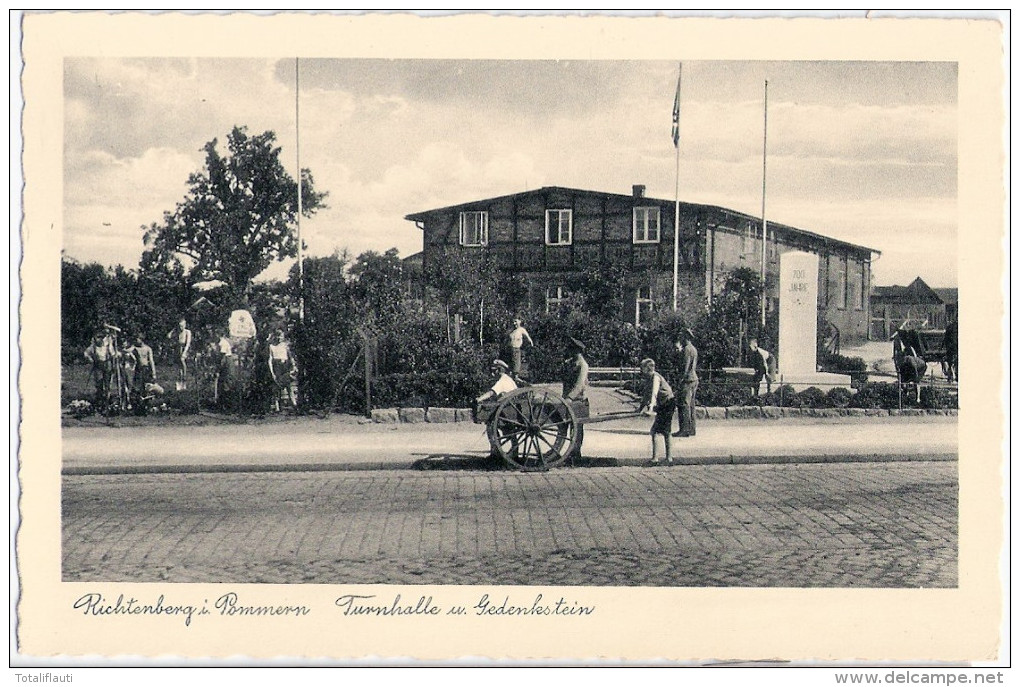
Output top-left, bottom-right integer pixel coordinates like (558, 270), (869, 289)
(15, 12), (1006, 665)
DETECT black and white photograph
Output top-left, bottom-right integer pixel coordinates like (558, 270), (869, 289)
(15, 11), (1006, 668)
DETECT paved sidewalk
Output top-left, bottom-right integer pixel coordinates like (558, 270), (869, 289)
(62, 414), (958, 474)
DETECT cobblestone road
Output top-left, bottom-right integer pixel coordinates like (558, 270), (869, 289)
(62, 462), (957, 587)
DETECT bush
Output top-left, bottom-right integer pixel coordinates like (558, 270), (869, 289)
(819, 352), (869, 385)
(162, 387), (201, 415)
(848, 382), (902, 409)
(818, 352), (867, 373)
(919, 386), (958, 410)
(524, 311), (640, 382)
(637, 313), (689, 371)
(370, 370), (489, 409)
(788, 386), (830, 409)
(694, 381), (752, 408)
(826, 387), (854, 408)
(773, 384), (797, 406)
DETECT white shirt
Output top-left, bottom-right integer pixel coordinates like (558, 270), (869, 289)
(490, 373), (517, 396)
(269, 341), (291, 362)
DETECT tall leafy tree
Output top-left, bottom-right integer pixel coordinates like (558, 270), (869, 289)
(566, 263), (630, 319)
(142, 126), (327, 304)
(61, 257), (110, 362)
(286, 253), (361, 410)
(350, 248), (405, 319)
(423, 248), (497, 312)
(698, 267), (769, 369)
(61, 256), (193, 364)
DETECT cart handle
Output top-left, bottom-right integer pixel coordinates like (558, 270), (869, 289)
(577, 410), (645, 425)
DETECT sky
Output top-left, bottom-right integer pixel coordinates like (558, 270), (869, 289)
(63, 58), (958, 287)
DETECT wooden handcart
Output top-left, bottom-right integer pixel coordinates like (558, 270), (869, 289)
(474, 387), (642, 471)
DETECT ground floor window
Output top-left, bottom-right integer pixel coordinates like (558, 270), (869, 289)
(635, 284), (654, 327)
(545, 286), (568, 314)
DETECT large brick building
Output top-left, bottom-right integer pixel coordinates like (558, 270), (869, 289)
(406, 185), (879, 344)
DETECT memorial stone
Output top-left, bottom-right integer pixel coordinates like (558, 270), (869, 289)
(777, 251), (851, 391)
(228, 309), (257, 360)
(778, 251), (818, 376)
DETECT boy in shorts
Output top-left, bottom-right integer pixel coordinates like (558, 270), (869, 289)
(638, 358), (676, 465)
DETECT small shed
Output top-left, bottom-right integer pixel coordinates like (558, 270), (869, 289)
(870, 277), (947, 340)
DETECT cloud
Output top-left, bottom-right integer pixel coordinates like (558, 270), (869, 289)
(294, 142), (544, 265)
(65, 58), (295, 160)
(62, 58), (959, 291)
(63, 146), (199, 266)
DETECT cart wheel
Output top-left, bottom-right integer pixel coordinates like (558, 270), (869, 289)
(486, 388), (579, 470)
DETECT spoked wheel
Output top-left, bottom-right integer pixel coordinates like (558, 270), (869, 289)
(486, 388), (579, 471)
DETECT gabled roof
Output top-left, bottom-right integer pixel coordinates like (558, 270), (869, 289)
(932, 287), (958, 305)
(872, 277), (944, 304)
(405, 185), (880, 256)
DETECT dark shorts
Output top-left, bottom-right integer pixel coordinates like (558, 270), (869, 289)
(651, 397), (676, 435)
(134, 366), (153, 389)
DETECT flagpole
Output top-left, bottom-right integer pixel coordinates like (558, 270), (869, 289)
(296, 57), (304, 323)
(672, 132), (680, 312)
(760, 79), (768, 329)
(671, 64), (682, 312)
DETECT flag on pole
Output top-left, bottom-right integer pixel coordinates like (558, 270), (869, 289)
(671, 66), (682, 148)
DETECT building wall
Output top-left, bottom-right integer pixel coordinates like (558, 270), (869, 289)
(701, 207), (872, 345)
(416, 189), (873, 342)
(419, 188), (706, 326)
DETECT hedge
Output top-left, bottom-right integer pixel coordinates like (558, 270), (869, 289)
(624, 380), (956, 412)
(370, 371), (490, 409)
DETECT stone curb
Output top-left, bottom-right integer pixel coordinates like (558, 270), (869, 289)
(62, 451), (959, 476)
(369, 406), (958, 423)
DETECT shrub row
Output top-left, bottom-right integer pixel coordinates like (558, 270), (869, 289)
(370, 371), (490, 409)
(621, 379), (956, 411)
(693, 382), (957, 410)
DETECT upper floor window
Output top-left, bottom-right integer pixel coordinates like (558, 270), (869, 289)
(545, 209), (573, 246)
(633, 207), (660, 244)
(459, 211), (488, 247)
(742, 222), (754, 256)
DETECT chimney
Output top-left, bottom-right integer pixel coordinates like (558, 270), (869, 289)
(632, 184), (646, 198)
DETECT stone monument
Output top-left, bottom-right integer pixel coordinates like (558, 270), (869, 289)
(227, 308), (258, 370)
(778, 251), (851, 391)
